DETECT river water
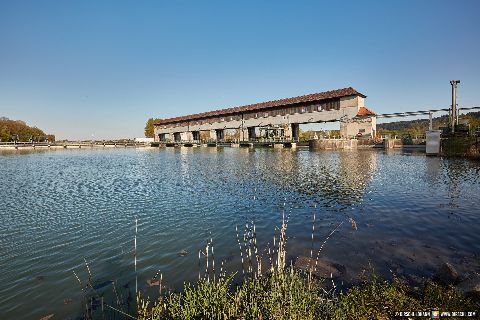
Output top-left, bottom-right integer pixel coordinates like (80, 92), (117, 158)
(1, 147), (479, 319)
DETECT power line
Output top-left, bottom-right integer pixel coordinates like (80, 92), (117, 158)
(376, 106), (480, 119)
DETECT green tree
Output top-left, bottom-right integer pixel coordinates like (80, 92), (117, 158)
(144, 118), (163, 138)
(0, 117), (54, 142)
(298, 129), (315, 141)
(0, 126), (10, 142)
(467, 114), (480, 130)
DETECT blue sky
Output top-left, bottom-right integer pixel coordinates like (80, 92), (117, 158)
(0, 0), (479, 140)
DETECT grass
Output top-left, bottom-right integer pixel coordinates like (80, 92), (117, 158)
(138, 269), (331, 320)
(136, 268), (477, 320)
(331, 274), (477, 319)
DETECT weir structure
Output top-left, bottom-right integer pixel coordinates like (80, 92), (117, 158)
(153, 87), (376, 146)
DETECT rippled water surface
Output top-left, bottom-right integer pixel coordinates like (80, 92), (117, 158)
(1, 148), (480, 319)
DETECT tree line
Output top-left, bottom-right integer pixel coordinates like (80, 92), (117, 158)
(0, 117), (55, 142)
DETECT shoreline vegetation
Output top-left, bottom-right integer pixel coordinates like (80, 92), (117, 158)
(0, 117), (55, 142)
(136, 269), (478, 320)
(72, 216), (479, 320)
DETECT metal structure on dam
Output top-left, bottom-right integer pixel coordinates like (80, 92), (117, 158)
(153, 87), (377, 146)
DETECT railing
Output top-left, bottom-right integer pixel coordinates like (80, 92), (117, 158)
(0, 141), (52, 145)
(0, 141), (150, 148)
(378, 135), (427, 140)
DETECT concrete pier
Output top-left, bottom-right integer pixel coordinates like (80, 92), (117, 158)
(426, 130), (442, 155)
(240, 142), (254, 148)
(155, 140), (301, 149)
(384, 138), (402, 149)
(309, 139), (358, 151)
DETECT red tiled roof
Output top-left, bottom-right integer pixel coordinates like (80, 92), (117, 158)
(155, 87), (365, 125)
(356, 106), (376, 117)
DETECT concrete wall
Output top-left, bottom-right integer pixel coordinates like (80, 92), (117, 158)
(181, 132), (193, 141)
(340, 95), (364, 109)
(340, 117), (376, 138)
(210, 130), (217, 141)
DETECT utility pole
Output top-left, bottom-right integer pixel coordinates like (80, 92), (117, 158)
(450, 80), (460, 133)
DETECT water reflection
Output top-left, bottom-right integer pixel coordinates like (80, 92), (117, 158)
(253, 150), (378, 212)
(425, 156), (442, 188)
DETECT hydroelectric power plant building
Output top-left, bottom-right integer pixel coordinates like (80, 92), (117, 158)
(153, 87), (376, 143)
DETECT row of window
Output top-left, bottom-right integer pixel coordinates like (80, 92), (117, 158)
(243, 100), (340, 120)
(158, 100), (341, 129)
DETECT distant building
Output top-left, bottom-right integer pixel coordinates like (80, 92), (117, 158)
(153, 87), (376, 142)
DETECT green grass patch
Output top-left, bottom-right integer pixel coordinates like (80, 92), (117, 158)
(137, 269), (478, 320)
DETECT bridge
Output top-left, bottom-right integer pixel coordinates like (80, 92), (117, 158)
(0, 141), (150, 150)
(153, 87), (376, 145)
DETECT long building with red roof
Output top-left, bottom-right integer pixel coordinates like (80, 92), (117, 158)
(154, 87), (376, 142)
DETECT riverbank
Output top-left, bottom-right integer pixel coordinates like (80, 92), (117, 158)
(134, 268), (478, 319)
